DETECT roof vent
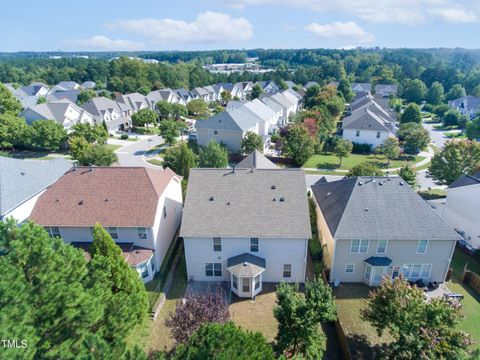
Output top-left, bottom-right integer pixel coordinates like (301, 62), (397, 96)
(54, 199), (59, 203)
(358, 181), (363, 186)
(279, 197), (285, 202)
(365, 207), (369, 212)
(327, 192), (331, 196)
(272, 198), (276, 201)
(243, 262), (248, 266)
(104, 198), (109, 202)
(78, 200), (84, 205)
(226, 202), (230, 206)
(209, 196), (215, 201)
(271, 185), (276, 190)
(399, 181), (404, 186)
(379, 181), (383, 186)
(20, 172), (25, 176)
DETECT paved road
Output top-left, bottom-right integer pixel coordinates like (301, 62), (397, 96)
(422, 122), (449, 149)
(114, 135), (164, 168)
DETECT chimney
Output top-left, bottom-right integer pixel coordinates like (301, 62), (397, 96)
(73, 162), (77, 171)
(89, 164), (93, 172)
(232, 164), (236, 173)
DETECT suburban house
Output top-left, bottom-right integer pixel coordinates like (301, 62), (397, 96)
(311, 176), (461, 286)
(440, 171), (480, 249)
(29, 166), (183, 283)
(4, 83), (42, 109)
(352, 83), (372, 94)
(181, 163), (311, 298)
(264, 91), (297, 125)
(47, 89), (82, 104)
(191, 87), (210, 102)
(303, 81), (319, 90)
(0, 157), (71, 223)
(195, 105), (264, 152)
(244, 99), (280, 135)
(81, 81), (96, 89)
(49, 81), (81, 93)
(175, 88), (193, 103)
(342, 108), (395, 148)
(375, 84), (398, 97)
(147, 88), (183, 106)
(448, 95), (480, 119)
(116, 92), (151, 112)
(81, 96), (132, 132)
(21, 82), (50, 97)
(20, 99), (94, 131)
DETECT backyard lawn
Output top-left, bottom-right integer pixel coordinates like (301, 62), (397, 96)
(303, 153), (425, 171)
(230, 283), (278, 343)
(104, 144), (122, 152)
(333, 284), (392, 359)
(448, 248), (480, 349)
(0, 150), (71, 160)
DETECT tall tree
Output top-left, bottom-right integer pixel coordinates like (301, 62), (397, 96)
(429, 140), (480, 184)
(446, 84), (466, 101)
(155, 100), (173, 120)
(398, 164), (417, 187)
(402, 79), (427, 104)
(403, 128), (430, 155)
(338, 78), (354, 103)
(426, 81), (444, 105)
(77, 144), (118, 166)
(333, 138), (353, 166)
(76, 89), (97, 105)
(90, 224), (149, 340)
(283, 124), (315, 166)
(0, 114), (28, 149)
(347, 162), (383, 177)
(241, 131), (263, 154)
(0, 83), (22, 115)
(187, 99), (209, 118)
(466, 116), (480, 140)
(198, 140), (229, 168)
(274, 278), (336, 359)
(158, 120), (181, 147)
(132, 108), (157, 128)
(163, 143), (197, 179)
(362, 278), (474, 359)
(71, 123), (108, 144)
(26, 119), (67, 151)
(400, 103), (422, 124)
(379, 137), (400, 165)
(250, 84), (263, 100)
(443, 109), (463, 127)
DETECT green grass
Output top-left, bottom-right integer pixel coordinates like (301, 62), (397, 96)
(147, 159), (163, 167)
(0, 150), (70, 161)
(445, 132), (467, 139)
(115, 136), (139, 141)
(134, 126), (160, 135)
(304, 152), (424, 171)
(417, 188), (447, 200)
(448, 248), (480, 349)
(104, 144), (122, 152)
(433, 124), (459, 131)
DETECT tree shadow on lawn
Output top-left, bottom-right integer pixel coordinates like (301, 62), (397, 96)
(366, 155), (416, 169)
(347, 334), (390, 360)
(313, 162), (339, 170)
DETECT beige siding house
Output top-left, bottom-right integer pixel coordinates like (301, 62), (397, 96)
(311, 177), (461, 286)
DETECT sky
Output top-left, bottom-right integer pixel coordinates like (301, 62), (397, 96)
(1, 0), (480, 52)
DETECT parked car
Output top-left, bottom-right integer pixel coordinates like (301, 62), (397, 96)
(188, 133), (197, 143)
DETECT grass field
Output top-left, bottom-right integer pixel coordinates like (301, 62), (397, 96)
(448, 248), (480, 348)
(147, 159), (163, 166)
(417, 188), (447, 200)
(304, 152), (424, 171)
(104, 144), (122, 152)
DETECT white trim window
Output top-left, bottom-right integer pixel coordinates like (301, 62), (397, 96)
(45, 226), (62, 239)
(402, 264), (432, 279)
(351, 239), (369, 254)
(250, 238), (259, 252)
(205, 263), (222, 277)
(107, 227), (118, 239)
(138, 262), (149, 279)
(255, 274), (260, 290)
(364, 265), (372, 281)
(137, 227), (147, 240)
(283, 264), (292, 278)
(376, 240), (388, 254)
(232, 274), (238, 289)
(417, 240), (428, 254)
(213, 237), (222, 252)
(345, 263), (355, 274)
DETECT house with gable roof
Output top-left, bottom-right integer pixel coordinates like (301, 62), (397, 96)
(311, 176), (461, 286)
(81, 96), (132, 132)
(30, 166), (183, 283)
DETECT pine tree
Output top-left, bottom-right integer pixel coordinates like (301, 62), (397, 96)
(90, 224), (149, 340)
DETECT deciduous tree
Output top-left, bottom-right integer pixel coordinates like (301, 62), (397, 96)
(241, 131), (263, 154)
(163, 143), (197, 179)
(158, 120), (181, 146)
(132, 108), (157, 128)
(333, 138), (353, 166)
(398, 164), (417, 187)
(26, 119), (67, 151)
(347, 162), (383, 177)
(0, 114), (28, 149)
(426, 81), (444, 105)
(400, 103), (422, 124)
(198, 140), (229, 168)
(283, 124), (315, 166)
(379, 137), (400, 165)
(0, 83), (22, 115)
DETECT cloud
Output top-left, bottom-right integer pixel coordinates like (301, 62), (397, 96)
(227, 0), (480, 25)
(64, 35), (144, 51)
(106, 12), (253, 44)
(429, 8), (479, 23)
(306, 21), (374, 44)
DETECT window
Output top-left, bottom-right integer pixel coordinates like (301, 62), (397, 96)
(138, 263), (149, 278)
(417, 240), (428, 254)
(364, 265), (372, 281)
(163, 205), (167, 219)
(373, 267), (385, 283)
(345, 264), (355, 274)
(205, 263), (213, 277)
(283, 264), (292, 278)
(376, 240), (388, 254)
(402, 264), (432, 279)
(250, 238), (259, 252)
(213, 237), (222, 252)
(137, 227), (147, 240)
(107, 227), (118, 239)
(351, 240), (369, 254)
(255, 275), (260, 290)
(150, 258), (155, 273)
(242, 278), (250, 292)
(214, 263), (222, 277)
(376, 131), (381, 138)
(356, 130), (360, 137)
(45, 226), (61, 239)
(214, 130), (218, 135)
(232, 274), (238, 289)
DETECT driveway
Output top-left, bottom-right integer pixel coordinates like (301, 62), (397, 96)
(422, 122), (449, 149)
(112, 135), (165, 168)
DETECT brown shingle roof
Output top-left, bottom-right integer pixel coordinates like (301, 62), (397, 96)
(71, 242), (153, 266)
(30, 167), (178, 227)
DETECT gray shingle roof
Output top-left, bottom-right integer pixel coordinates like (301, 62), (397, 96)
(244, 99), (276, 121)
(180, 168), (312, 239)
(365, 256), (392, 266)
(449, 171), (480, 189)
(227, 253), (266, 277)
(195, 106), (260, 132)
(342, 108), (390, 132)
(260, 97), (283, 114)
(0, 157), (71, 217)
(311, 176), (461, 241)
(237, 151), (278, 169)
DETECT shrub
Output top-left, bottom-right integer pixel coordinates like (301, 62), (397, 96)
(120, 134), (129, 140)
(352, 142), (372, 154)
